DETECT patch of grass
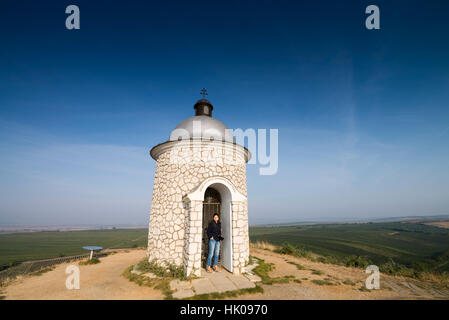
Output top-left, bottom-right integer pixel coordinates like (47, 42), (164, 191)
(30, 266), (55, 276)
(0, 261), (21, 272)
(135, 259), (187, 280)
(293, 279), (302, 284)
(154, 279), (173, 299)
(250, 241), (277, 251)
(315, 255), (373, 269)
(123, 264), (175, 299)
(274, 243), (312, 259)
(358, 286), (371, 292)
(123, 260), (196, 299)
(248, 256), (254, 265)
(413, 282), (427, 290)
(185, 285), (264, 300)
(382, 283), (393, 291)
(287, 261), (305, 270)
(123, 265), (151, 286)
(79, 258), (100, 265)
(343, 280), (356, 286)
(252, 257), (275, 284)
(311, 279), (335, 286)
(302, 277), (308, 280)
(323, 277), (336, 282)
(0, 295), (5, 300)
(311, 269), (324, 275)
(379, 259), (416, 278)
(343, 255), (372, 269)
(276, 277), (291, 284)
(252, 257), (297, 285)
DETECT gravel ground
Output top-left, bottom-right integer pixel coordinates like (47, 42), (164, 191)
(2, 248), (447, 300)
(3, 249), (163, 300)
(226, 248), (448, 300)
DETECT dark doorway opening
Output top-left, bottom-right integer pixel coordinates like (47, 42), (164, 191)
(202, 187), (222, 268)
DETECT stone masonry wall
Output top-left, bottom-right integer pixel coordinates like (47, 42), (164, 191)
(147, 140), (248, 275)
(231, 200), (250, 275)
(182, 199), (202, 276)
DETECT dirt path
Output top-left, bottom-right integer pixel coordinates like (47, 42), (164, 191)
(227, 248), (449, 300)
(2, 249), (163, 300)
(2, 248), (448, 300)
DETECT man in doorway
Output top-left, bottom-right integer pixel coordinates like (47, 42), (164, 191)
(206, 213), (223, 272)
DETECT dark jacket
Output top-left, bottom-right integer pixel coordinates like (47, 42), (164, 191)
(206, 220), (222, 240)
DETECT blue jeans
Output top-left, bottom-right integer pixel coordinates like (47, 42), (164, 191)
(206, 238), (220, 267)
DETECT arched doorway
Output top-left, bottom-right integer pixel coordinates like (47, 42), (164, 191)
(183, 176), (247, 275)
(202, 187), (222, 268)
(200, 182), (234, 272)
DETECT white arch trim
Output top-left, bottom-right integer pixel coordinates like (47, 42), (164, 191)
(183, 176), (247, 202)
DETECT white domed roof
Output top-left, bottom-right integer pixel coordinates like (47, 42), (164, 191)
(169, 115), (234, 143)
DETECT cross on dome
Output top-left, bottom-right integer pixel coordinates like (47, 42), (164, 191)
(200, 88), (208, 98)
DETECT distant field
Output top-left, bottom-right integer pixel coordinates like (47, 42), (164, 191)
(249, 222), (449, 272)
(2, 222), (449, 273)
(424, 221), (449, 229)
(0, 228), (148, 268)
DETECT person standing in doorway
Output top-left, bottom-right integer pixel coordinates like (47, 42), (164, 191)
(206, 213), (223, 272)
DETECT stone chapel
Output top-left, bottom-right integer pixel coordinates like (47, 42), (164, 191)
(147, 96), (250, 276)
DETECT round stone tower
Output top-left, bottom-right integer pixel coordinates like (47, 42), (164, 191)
(147, 97), (250, 276)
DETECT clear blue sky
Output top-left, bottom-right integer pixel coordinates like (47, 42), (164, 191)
(1, 0), (448, 225)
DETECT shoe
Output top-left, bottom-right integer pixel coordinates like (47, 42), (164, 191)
(206, 266), (213, 273)
(213, 265), (221, 272)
